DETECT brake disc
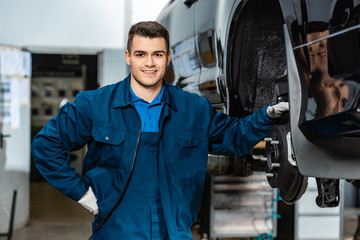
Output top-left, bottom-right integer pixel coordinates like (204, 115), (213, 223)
(265, 124), (308, 204)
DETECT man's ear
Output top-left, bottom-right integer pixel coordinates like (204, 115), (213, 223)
(166, 51), (171, 66)
(125, 50), (131, 66)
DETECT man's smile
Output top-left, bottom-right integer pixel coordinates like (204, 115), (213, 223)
(142, 70), (158, 75)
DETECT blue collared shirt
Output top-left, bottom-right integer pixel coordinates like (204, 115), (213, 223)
(130, 85), (164, 132)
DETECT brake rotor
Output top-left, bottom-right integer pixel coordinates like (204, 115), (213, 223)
(265, 124), (308, 204)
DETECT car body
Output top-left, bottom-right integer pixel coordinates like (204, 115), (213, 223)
(157, 0), (360, 206)
(158, 0), (287, 115)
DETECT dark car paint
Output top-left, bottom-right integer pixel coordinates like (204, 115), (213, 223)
(280, 0), (360, 179)
(158, 0), (236, 108)
(157, 0), (360, 179)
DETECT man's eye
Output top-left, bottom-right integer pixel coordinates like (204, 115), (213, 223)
(154, 54), (163, 57)
(342, 98), (348, 108)
(136, 54), (144, 57)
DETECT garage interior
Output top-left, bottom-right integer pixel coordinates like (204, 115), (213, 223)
(1, 41), (360, 240)
(0, 0), (360, 240)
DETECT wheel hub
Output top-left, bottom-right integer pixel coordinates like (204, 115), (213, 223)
(265, 124), (308, 204)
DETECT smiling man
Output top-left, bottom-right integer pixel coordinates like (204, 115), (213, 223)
(126, 32), (171, 102)
(31, 21), (288, 239)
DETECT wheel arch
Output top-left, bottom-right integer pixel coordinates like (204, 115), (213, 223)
(225, 0), (287, 117)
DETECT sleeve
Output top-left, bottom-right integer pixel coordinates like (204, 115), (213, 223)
(208, 102), (276, 156)
(31, 92), (92, 201)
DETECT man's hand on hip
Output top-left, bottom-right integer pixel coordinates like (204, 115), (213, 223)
(78, 187), (99, 215)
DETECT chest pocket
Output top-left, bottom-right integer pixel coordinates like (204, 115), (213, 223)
(92, 125), (126, 166)
(172, 130), (204, 174)
(174, 131), (201, 148)
(92, 125), (125, 145)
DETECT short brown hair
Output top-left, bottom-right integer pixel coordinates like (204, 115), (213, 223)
(127, 21), (170, 53)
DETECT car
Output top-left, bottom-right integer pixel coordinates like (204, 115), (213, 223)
(157, 0), (360, 207)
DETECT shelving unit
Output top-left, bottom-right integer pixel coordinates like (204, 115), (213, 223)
(209, 173), (278, 239)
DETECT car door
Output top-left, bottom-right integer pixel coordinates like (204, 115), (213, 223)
(157, 0), (201, 95)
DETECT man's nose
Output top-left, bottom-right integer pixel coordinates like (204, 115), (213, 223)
(325, 78), (336, 87)
(145, 55), (155, 66)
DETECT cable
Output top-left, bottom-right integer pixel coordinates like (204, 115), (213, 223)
(256, 190), (282, 240)
(256, 233), (274, 240)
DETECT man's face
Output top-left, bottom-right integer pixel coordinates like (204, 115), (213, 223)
(125, 35), (171, 89)
(314, 79), (349, 117)
(307, 30), (329, 74)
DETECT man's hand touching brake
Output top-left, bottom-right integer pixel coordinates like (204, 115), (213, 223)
(266, 102), (289, 118)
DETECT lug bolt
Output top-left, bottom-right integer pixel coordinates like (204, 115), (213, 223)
(272, 163), (280, 168)
(264, 137), (272, 142)
(265, 173), (274, 177)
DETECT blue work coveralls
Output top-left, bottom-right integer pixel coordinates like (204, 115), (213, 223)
(31, 74), (277, 239)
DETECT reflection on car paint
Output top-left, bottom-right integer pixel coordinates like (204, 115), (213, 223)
(287, 0), (360, 138)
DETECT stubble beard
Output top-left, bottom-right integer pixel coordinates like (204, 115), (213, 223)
(132, 73), (164, 89)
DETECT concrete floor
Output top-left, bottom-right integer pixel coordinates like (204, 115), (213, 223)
(12, 182), (93, 240)
(10, 182), (199, 240)
(3, 182), (360, 240)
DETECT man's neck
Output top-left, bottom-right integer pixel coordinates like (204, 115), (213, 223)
(130, 79), (163, 103)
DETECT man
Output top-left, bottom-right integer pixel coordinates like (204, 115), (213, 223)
(32, 21), (288, 239)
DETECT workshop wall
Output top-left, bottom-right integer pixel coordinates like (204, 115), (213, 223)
(0, 0), (127, 52)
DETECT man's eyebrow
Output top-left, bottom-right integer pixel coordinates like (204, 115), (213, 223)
(133, 50), (166, 54)
(133, 50), (146, 54)
(153, 50), (166, 54)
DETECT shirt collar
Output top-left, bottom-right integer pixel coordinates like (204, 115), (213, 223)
(112, 74), (177, 111)
(130, 83), (164, 105)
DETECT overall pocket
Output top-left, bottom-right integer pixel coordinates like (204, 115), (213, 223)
(92, 125), (126, 167)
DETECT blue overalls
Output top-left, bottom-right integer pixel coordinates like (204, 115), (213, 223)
(93, 132), (169, 239)
(115, 87), (168, 239)
(109, 132), (169, 239)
